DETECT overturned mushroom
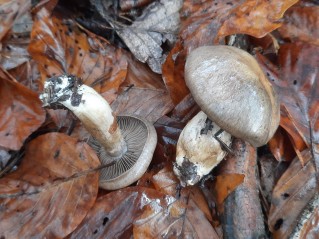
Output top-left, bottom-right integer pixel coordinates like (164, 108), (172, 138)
(174, 45), (280, 186)
(39, 75), (157, 190)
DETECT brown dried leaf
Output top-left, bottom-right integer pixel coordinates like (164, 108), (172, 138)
(258, 155), (284, 206)
(218, 0), (298, 40)
(268, 126), (296, 162)
(112, 86), (173, 123)
(268, 149), (318, 239)
(162, 43), (190, 105)
(0, 11), (32, 71)
(111, 56), (173, 123)
(115, 0), (183, 73)
(134, 166), (219, 239)
(278, 3), (319, 45)
(28, 7), (128, 101)
(256, 43), (319, 166)
(68, 186), (171, 239)
(0, 0), (31, 40)
(297, 200), (319, 238)
(0, 132), (100, 238)
(0, 74), (45, 150)
(216, 139), (266, 238)
(8, 60), (42, 93)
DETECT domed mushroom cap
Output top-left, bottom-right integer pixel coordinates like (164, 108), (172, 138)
(89, 114), (157, 190)
(185, 45), (280, 147)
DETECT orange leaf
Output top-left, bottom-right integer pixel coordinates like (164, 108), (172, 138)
(278, 3), (319, 45)
(218, 0), (298, 40)
(268, 149), (318, 239)
(0, 132), (100, 238)
(28, 7), (128, 103)
(213, 173), (245, 206)
(0, 75), (45, 150)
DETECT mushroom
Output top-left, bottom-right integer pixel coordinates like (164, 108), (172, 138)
(174, 45), (280, 186)
(39, 75), (157, 190)
(173, 111), (232, 186)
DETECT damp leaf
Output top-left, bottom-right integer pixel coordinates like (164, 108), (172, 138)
(0, 133), (100, 239)
(0, 75), (45, 150)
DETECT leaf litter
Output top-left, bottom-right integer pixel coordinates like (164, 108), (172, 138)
(0, 0), (319, 238)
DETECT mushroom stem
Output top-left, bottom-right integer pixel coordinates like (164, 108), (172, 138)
(39, 75), (127, 158)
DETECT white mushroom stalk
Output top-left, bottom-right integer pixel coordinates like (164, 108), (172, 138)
(40, 75), (126, 158)
(174, 111), (232, 186)
(40, 75), (158, 190)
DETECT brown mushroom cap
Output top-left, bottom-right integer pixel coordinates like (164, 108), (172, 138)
(185, 45), (280, 147)
(89, 114), (157, 190)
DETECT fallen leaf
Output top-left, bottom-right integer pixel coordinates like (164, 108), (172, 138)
(0, 0), (31, 40)
(0, 11), (32, 71)
(153, 116), (184, 164)
(28, 7), (128, 101)
(268, 149), (318, 239)
(0, 74), (45, 150)
(115, 0), (183, 73)
(111, 55), (174, 123)
(256, 42), (319, 166)
(68, 186), (172, 239)
(7, 60), (42, 93)
(258, 154), (284, 208)
(218, 0), (298, 40)
(162, 43), (190, 105)
(268, 126), (296, 162)
(111, 86), (173, 123)
(278, 3), (319, 45)
(134, 166), (219, 239)
(296, 198), (319, 238)
(0, 132), (100, 238)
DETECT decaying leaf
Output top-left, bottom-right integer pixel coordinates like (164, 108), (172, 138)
(258, 154), (283, 207)
(115, 0), (183, 73)
(257, 42), (319, 167)
(135, 166), (219, 239)
(69, 186), (172, 238)
(28, 7), (128, 99)
(292, 195), (319, 238)
(0, 0), (31, 40)
(218, 0), (298, 40)
(0, 74), (45, 150)
(278, 3), (319, 46)
(0, 133), (100, 238)
(111, 55), (173, 123)
(112, 86), (173, 123)
(268, 149), (318, 239)
(268, 126), (296, 162)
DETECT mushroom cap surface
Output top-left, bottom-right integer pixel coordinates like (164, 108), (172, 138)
(89, 114), (157, 190)
(185, 45), (280, 147)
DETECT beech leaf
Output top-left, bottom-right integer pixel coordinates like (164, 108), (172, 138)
(115, 0), (182, 73)
(0, 133), (100, 239)
(0, 75), (45, 150)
